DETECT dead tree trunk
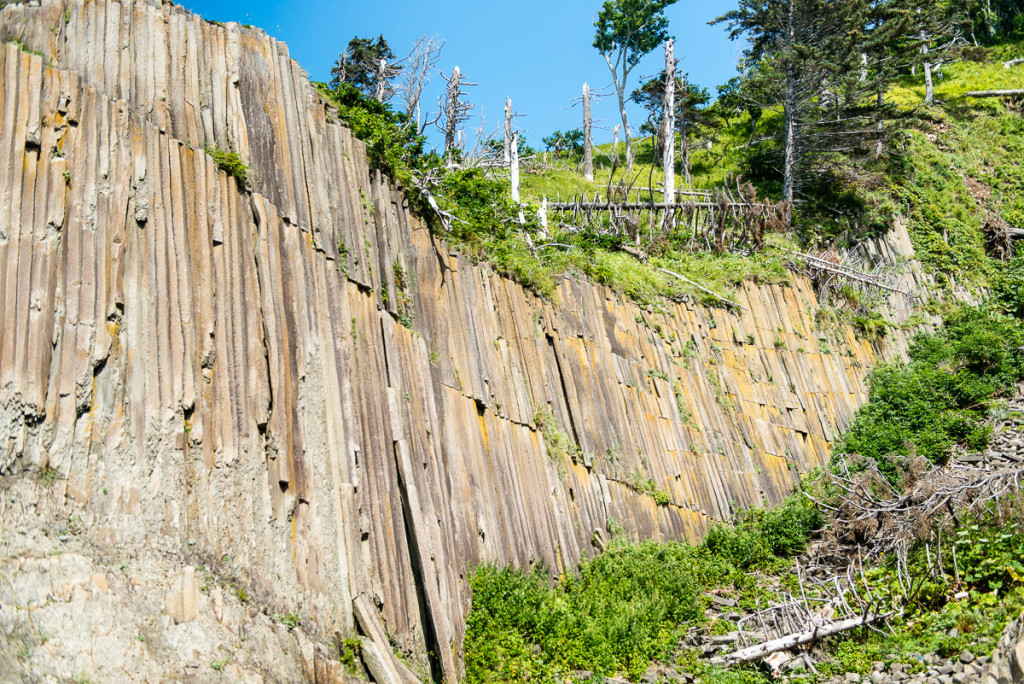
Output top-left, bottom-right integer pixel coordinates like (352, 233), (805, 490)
(966, 89), (1024, 97)
(783, 66), (798, 206)
(713, 612), (898, 666)
(922, 29), (935, 105)
(504, 97), (512, 167)
(583, 83), (594, 182)
(662, 40), (676, 204)
(374, 59), (389, 103)
(782, 1), (798, 208)
(619, 90), (634, 174)
(444, 66), (461, 156)
(442, 66), (475, 163)
(511, 132), (525, 224)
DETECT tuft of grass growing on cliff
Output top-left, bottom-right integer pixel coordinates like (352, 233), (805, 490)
(204, 143), (250, 187)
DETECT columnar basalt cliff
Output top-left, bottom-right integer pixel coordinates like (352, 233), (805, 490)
(0, 1), (924, 680)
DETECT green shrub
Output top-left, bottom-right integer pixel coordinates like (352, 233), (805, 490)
(701, 494), (822, 570)
(992, 255), (1024, 319)
(316, 82), (429, 188)
(838, 305), (1024, 482)
(464, 539), (703, 682)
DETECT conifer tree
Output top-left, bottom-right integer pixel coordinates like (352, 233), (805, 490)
(714, 0), (903, 206)
(330, 36), (399, 102)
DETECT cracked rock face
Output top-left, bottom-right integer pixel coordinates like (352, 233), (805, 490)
(0, 0), (925, 679)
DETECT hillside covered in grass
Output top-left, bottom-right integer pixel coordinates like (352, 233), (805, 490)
(321, 36), (1023, 320)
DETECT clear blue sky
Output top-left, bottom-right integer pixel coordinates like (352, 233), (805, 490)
(181, 0), (743, 151)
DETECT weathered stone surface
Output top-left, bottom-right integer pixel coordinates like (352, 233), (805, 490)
(0, 0), (929, 679)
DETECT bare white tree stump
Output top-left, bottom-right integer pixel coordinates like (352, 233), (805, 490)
(583, 83), (594, 182)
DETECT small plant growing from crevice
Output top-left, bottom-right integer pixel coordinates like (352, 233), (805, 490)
(274, 612), (301, 631)
(38, 465), (58, 486)
(392, 261), (415, 329)
(338, 637), (363, 669)
(533, 405), (579, 463)
(646, 368), (668, 381)
(204, 143), (249, 187)
(626, 469), (671, 506)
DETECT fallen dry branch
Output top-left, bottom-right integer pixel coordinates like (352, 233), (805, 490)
(822, 456), (1024, 561)
(713, 611), (899, 666)
(965, 89), (1024, 98)
(1004, 58), (1024, 69)
(657, 267), (748, 311)
(786, 249), (911, 296)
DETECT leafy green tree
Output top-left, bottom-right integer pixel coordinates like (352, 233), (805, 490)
(593, 0), (678, 174)
(542, 129), (584, 158)
(330, 35), (399, 102)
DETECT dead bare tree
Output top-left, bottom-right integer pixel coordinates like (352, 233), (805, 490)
(440, 66), (476, 162)
(396, 34), (446, 133)
(372, 58), (400, 103)
(504, 97), (513, 167)
(662, 39), (676, 204)
(583, 84), (594, 181)
(820, 455), (1024, 564)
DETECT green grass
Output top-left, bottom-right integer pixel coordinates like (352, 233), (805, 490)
(876, 40), (1024, 286)
(521, 113), (759, 206)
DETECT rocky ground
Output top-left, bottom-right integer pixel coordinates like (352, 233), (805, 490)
(0, 474), (357, 684)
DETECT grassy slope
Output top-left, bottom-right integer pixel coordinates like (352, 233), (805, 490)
(521, 40), (1024, 294)
(881, 40), (1024, 285)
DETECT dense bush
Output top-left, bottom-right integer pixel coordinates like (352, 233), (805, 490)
(316, 82), (430, 187)
(465, 540), (702, 682)
(991, 255), (1024, 319)
(701, 493), (823, 569)
(838, 305), (1024, 483)
(464, 494), (821, 682)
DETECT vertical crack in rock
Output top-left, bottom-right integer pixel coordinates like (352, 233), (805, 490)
(379, 313), (451, 682)
(546, 333), (583, 449)
(392, 440), (445, 684)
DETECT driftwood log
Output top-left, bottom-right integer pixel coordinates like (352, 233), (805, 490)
(657, 268), (747, 311)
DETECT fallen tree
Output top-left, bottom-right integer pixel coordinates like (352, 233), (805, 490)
(965, 89), (1024, 98)
(712, 611), (899, 666)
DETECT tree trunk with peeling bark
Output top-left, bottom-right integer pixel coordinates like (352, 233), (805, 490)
(662, 40), (675, 204)
(583, 83), (594, 182)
